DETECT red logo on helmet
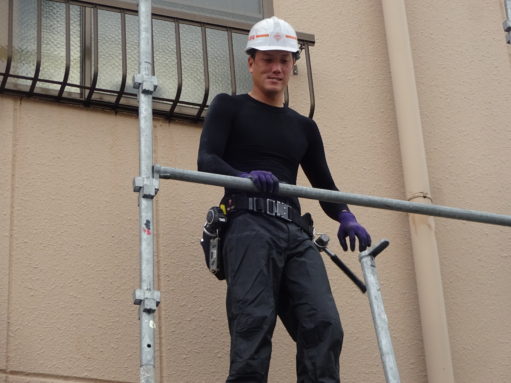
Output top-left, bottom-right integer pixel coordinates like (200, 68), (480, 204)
(273, 33), (282, 41)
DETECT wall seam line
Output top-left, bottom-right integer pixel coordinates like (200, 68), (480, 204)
(5, 97), (20, 374)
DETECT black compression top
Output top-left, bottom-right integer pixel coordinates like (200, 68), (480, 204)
(197, 93), (349, 220)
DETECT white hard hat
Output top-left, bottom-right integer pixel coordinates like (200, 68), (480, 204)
(245, 16), (299, 54)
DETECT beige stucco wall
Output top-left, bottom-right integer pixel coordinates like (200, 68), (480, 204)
(406, 1), (511, 381)
(0, 1), (510, 383)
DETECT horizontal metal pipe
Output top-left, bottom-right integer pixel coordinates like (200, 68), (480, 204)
(154, 166), (511, 227)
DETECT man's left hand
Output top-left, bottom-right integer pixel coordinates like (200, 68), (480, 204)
(337, 211), (372, 252)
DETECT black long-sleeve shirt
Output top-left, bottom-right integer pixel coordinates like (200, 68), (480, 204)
(197, 93), (348, 220)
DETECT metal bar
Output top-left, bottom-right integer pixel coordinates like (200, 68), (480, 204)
(154, 166), (511, 227)
(58, 0), (71, 99)
(304, 43), (316, 119)
(195, 24), (209, 121)
(135, 1), (159, 383)
(114, 10), (127, 107)
(29, 0), (43, 95)
(168, 20), (182, 119)
(86, 6), (99, 104)
(227, 29), (236, 96)
(1, 0), (14, 91)
(359, 240), (401, 383)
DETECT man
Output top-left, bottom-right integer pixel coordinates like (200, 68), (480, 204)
(198, 16), (371, 383)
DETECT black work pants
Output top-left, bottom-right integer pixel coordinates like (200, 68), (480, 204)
(223, 212), (343, 383)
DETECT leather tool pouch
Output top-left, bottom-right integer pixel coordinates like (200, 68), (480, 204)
(200, 207), (227, 280)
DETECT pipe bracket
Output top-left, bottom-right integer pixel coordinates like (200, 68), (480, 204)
(407, 192), (432, 203)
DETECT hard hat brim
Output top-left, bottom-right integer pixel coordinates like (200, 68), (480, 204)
(245, 46), (299, 53)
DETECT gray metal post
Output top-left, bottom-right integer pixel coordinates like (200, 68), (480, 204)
(132, 1), (160, 383)
(359, 240), (400, 383)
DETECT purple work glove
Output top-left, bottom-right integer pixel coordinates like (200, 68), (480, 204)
(240, 170), (279, 193)
(337, 211), (372, 252)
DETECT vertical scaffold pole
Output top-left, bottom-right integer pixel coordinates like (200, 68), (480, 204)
(132, 1), (160, 383)
(359, 240), (400, 383)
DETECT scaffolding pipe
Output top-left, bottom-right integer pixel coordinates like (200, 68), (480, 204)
(133, 1), (160, 383)
(154, 166), (511, 227)
(359, 240), (401, 383)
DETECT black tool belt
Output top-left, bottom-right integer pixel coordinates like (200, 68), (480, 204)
(223, 195), (314, 237)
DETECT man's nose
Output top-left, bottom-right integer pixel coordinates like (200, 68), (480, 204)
(271, 62), (283, 72)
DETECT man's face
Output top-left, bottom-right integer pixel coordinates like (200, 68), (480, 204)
(248, 50), (295, 98)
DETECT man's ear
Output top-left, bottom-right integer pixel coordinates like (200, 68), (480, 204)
(248, 56), (254, 73)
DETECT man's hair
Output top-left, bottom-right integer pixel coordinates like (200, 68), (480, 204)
(247, 48), (300, 61)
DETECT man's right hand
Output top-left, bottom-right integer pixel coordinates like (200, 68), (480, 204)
(240, 170), (279, 193)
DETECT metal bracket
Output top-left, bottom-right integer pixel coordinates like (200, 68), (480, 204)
(133, 176), (160, 198)
(133, 289), (161, 312)
(133, 74), (158, 94)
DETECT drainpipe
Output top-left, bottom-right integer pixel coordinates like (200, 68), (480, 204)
(380, 1), (456, 382)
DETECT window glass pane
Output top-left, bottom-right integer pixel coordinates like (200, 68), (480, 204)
(40, 1), (81, 90)
(97, 9), (123, 91)
(153, 18), (177, 100)
(207, 28), (231, 102)
(68, 5), (82, 88)
(180, 23), (204, 104)
(11, 0), (37, 87)
(233, 32), (251, 95)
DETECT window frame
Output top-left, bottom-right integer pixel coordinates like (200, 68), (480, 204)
(0, 0), (317, 120)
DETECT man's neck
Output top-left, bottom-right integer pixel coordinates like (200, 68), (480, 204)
(248, 90), (285, 108)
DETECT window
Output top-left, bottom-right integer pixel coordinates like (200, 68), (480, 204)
(0, 0), (316, 120)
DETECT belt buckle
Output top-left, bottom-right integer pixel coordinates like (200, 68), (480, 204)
(277, 201), (291, 221)
(266, 199), (292, 222)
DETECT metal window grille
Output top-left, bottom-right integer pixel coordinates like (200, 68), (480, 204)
(0, 0), (317, 120)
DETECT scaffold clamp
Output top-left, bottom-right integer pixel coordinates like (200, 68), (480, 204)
(133, 176), (159, 198)
(134, 289), (161, 312)
(133, 74), (158, 94)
